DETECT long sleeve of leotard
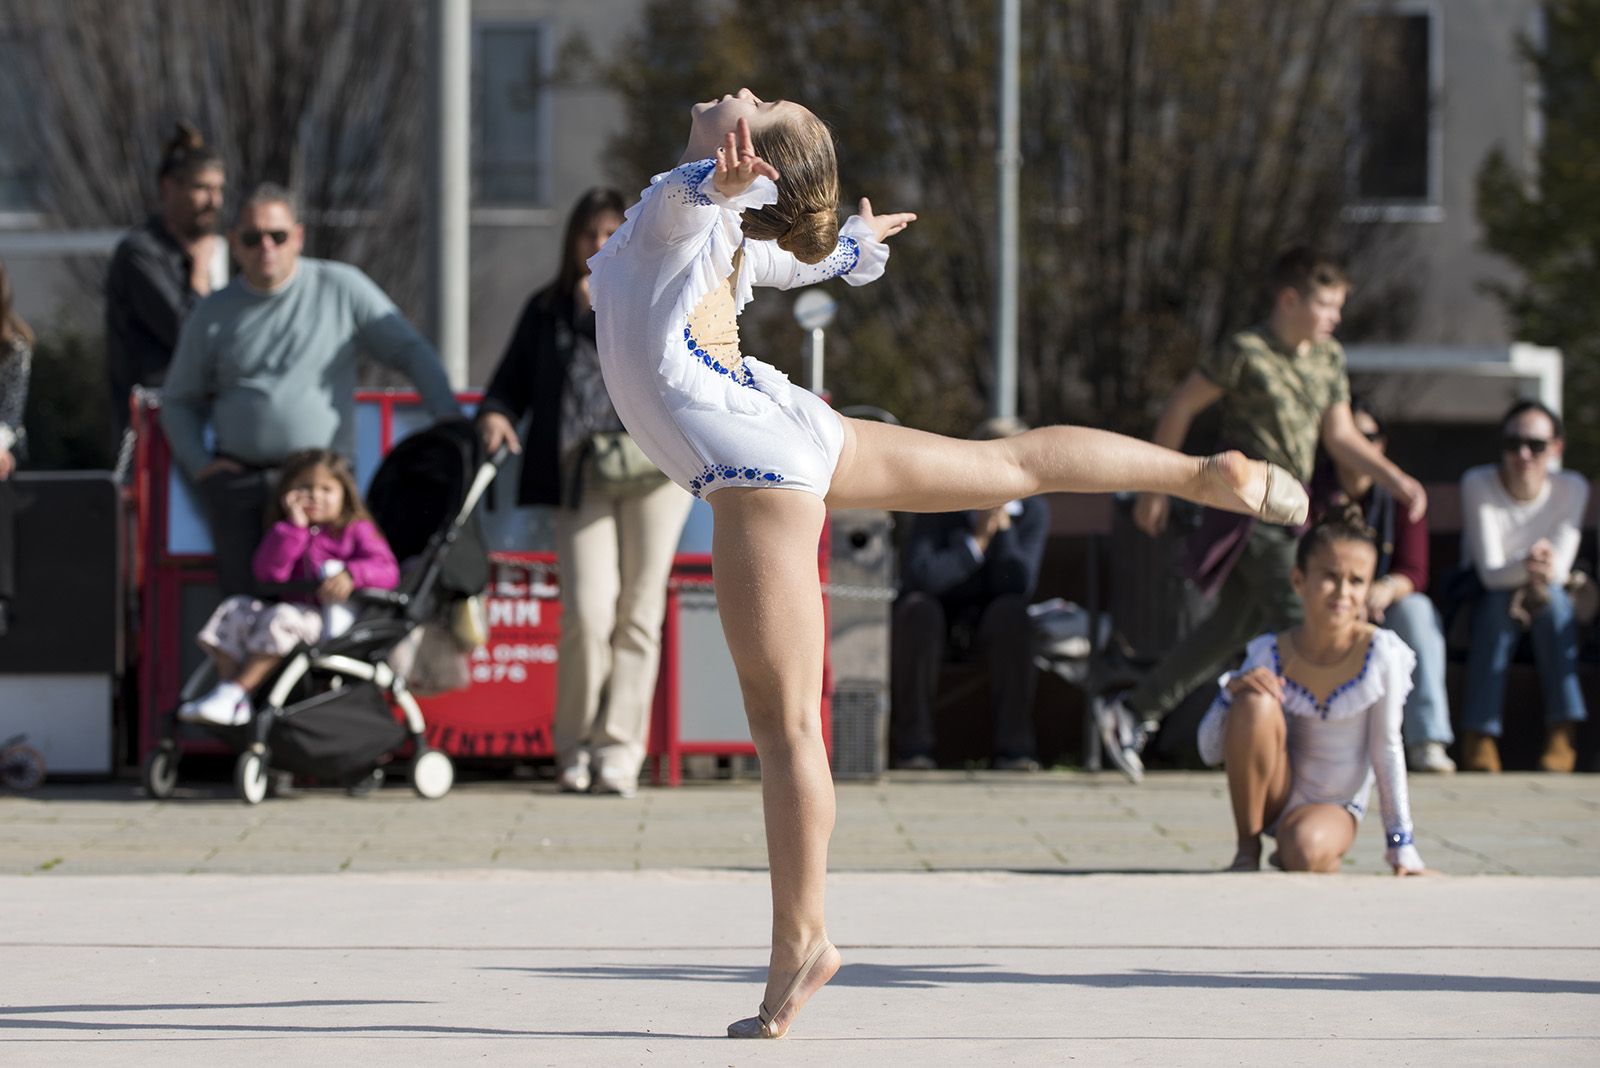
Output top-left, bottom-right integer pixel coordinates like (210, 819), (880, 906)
(1368, 638), (1425, 872)
(740, 215), (890, 289)
(630, 159), (779, 251)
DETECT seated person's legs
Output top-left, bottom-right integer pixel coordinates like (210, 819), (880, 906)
(1222, 690), (1291, 871)
(976, 593), (1038, 768)
(890, 591), (946, 768)
(1275, 804), (1358, 873)
(1381, 591), (1455, 770)
(1528, 583), (1587, 773)
(1460, 589), (1518, 771)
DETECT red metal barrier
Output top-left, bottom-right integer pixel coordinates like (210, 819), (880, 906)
(128, 391), (832, 784)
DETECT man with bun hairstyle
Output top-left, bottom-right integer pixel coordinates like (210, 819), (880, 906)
(105, 122), (227, 448)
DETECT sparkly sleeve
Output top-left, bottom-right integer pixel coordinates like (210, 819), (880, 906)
(1368, 632), (1424, 872)
(740, 215), (890, 290)
(639, 160), (778, 248)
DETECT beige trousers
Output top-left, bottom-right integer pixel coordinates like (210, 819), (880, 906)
(553, 474), (693, 780)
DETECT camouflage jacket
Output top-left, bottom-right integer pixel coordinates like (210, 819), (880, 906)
(1197, 324), (1349, 484)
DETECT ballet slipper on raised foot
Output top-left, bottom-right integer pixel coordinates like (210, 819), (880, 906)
(1201, 452), (1309, 527)
(727, 940), (839, 1039)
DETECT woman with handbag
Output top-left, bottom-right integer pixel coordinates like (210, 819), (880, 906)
(478, 189), (693, 799)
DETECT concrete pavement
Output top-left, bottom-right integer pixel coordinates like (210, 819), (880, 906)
(2, 771), (1598, 1063)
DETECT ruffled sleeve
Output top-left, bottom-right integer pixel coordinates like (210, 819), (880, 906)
(1367, 628), (1425, 872)
(588, 160), (777, 279)
(738, 214), (891, 298)
(1196, 633), (1279, 766)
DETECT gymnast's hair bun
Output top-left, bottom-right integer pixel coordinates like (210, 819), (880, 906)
(778, 207), (840, 265)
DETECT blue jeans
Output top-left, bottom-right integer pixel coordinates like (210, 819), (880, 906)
(1462, 585), (1588, 737)
(1383, 592), (1453, 747)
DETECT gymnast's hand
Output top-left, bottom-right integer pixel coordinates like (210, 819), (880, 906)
(713, 117), (780, 198)
(1224, 666), (1284, 705)
(858, 197), (916, 243)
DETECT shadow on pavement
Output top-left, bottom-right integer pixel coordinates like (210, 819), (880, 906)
(488, 961), (1600, 997)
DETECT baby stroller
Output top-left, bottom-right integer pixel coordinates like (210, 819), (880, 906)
(142, 420), (505, 804)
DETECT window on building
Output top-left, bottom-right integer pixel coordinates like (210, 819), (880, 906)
(475, 21), (550, 209)
(1353, 7), (1438, 208)
(0, 32), (39, 214)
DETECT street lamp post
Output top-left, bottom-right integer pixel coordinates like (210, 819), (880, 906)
(793, 288), (838, 395)
(994, 0), (1021, 420)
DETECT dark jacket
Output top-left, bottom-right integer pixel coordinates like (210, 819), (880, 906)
(901, 497), (1050, 618)
(104, 216), (203, 438)
(479, 284), (585, 507)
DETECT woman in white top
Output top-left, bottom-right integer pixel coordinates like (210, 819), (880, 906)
(587, 89), (1311, 1039)
(1458, 400), (1588, 773)
(1197, 505), (1427, 875)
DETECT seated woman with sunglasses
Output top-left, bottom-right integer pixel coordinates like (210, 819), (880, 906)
(1458, 399), (1589, 773)
(163, 183), (461, 599)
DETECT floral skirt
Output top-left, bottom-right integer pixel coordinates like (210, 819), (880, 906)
(197, 596), (323, 660)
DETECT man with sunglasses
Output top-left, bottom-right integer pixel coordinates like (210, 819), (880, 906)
(1459, 400), (1589, 773)
(161, 183), (460, 597)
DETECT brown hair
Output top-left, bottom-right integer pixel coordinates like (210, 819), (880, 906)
(1267, 246), (1349, 299)
(265, 449), (370, 531)
(157, 122), (223, 184)
(554, 186), (627, 299)
(1295, 501), (1377, 572)
(0, 258), (32, 349)
(743, 108), (840, 264)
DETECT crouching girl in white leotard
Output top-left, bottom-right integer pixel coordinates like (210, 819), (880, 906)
(586, 88), (1312, 1039)
(1197, 504), (1429, 876)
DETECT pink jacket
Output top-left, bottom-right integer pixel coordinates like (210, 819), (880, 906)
(251, 519), (399, 602)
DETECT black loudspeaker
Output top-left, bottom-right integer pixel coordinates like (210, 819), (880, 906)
(0, 472), (120, 673)
(0, 472), (121, 774)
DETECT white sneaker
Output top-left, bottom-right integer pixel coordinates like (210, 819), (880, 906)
(1408, 741), (1457, 774)
(1093, 695), (1147, 784)
(592, 765), (638, 799)
(556, 763), (592, 794)
(177, 683), (252, 727)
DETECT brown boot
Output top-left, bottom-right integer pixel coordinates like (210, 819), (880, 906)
(1540, 723), (1578, 774)
(1460, 731), (1502, 773)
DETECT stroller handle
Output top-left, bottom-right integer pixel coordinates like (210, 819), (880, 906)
(253, 581), (408, 609)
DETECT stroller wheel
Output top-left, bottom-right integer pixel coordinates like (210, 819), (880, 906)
(235, 750), (270, 805)
(411, 748), (454, 800)
(1, 743), (46, 791)
(141, 744), (179, 799)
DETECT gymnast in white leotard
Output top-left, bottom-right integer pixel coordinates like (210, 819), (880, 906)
(1197, 505), (1429, 875)
(587, 88), (1314, 1040)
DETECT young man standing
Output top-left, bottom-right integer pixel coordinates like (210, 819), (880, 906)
(1099, 248), (1428, 781)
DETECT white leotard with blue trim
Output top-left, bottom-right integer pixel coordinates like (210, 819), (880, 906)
(587, 160), (890, 499)
(1197, 627), (1426, 871)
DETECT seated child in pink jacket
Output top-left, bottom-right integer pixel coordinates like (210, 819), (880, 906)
(179, 449), (398, 726)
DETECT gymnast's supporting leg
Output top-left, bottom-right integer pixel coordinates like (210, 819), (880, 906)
(708, 486), (842, 1037)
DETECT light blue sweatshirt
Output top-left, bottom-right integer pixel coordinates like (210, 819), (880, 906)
(161, 258), (459, 477)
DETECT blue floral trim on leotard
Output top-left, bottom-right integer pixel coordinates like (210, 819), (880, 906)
(1270, 639), (1378, 720)
(677, 160), (715, 207)
(688, 462), (787, 498)
(683, 326), (759, 390)
(826, 235), (861, 275)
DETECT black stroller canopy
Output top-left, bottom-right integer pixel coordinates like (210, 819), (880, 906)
(365, 418), (489, 598)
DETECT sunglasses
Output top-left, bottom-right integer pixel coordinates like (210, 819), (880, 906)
(1502, 435), (1551, 456)
(239, 228), (290, 249)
